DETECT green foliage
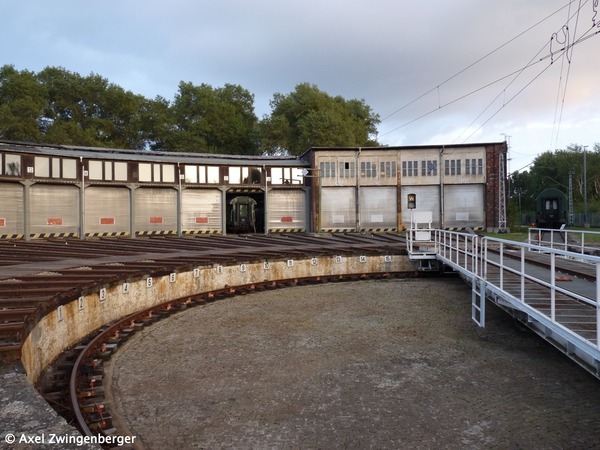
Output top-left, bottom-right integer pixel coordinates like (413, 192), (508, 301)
(159, 82), (259, 154)
(0, 65), (46, 141)
(259, 83), (380, 155)
(0, 66), (380, 155)
(508, 144), (600, 223)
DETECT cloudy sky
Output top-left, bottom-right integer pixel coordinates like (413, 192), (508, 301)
(3, 0), (599, 172)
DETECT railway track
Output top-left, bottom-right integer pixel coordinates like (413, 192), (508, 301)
(0, 232), (411, 442)
(45, 271), (407, 443)
(0, 233), (407, 361)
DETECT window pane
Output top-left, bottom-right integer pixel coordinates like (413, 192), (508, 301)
(199, 166), (206, 183)
(114, 162), (128, 181)
(52, 158), (61, 178)
(89, 160), (103, 180)
(104, 161), (113, 180)
(5, 154), (21, 176)
(35, 157), (50, 177)
(163, 164), (175, 182)
(185, 165), (198, 183)
(139, 163), (152, 182)
(292, 168), (303, 184)
(229, 167), (241, 184)
(153, 164), (161, 182)
(207, 166), (219, 183)
(63, 159), (77, 179)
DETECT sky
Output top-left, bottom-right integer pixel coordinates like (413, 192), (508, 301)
(2, 0), (599, 173)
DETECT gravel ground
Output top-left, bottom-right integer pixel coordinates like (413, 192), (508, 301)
(107, 277), (600, 450)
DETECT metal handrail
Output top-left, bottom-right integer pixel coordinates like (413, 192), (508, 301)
(529, 227), (600, 256)
(435, 230), (600, 353)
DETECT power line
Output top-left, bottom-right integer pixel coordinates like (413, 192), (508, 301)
(379, 4), (600, 139)
(380, 1), (577, 124)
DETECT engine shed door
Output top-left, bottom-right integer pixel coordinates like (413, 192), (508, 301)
(320, 187), (356, 232)
(443, 184), (484, 229)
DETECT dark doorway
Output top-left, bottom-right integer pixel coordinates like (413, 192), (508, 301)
(226, 191), (265, 234)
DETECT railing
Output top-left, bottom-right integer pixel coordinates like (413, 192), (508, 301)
(434, 230), (600, 356)
(528, 227), (600, 256)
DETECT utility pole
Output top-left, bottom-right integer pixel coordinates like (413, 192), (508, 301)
(498, 151), (507, 233)
(568, 170), (574, 226)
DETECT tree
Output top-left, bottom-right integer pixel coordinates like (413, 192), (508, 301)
(259, 83), (380, 155)
(508, 144), (600, 224)
(37, 67), (148, 149)
(0, 65), (46, 141)
(162, 82), (259, 154)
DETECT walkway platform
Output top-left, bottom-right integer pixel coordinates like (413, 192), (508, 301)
(430, 230), (600, 379)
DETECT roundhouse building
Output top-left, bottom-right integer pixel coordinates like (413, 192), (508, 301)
(0, 140), (507, 239)
(306, 142), (507, 232)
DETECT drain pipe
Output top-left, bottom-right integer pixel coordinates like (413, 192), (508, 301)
(263, 165), (269, 235)
(356, 147), (361, 231)
(440, 146), (445, 229)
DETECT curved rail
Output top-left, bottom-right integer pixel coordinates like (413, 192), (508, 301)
(67, 272), (408, 439)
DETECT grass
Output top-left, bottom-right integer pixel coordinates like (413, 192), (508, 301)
(483, 226), (600, 243)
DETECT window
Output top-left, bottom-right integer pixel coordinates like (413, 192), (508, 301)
(138, 163), (174, 182)
(206, 166), (219, 183)
(360, 161), (377, 178)
(114, 162), (128, 181)
(182, 165), (220, 184)
(426, 160), (437, 176)
(339, 161), (355, 178)
(89, 160), (103, 180)
(88, 160), (127, 181)
(402, 160), (418, 177)
(380, 161), (396, 178)
(228, 166), (262, 184)
(184, 165), (198, 183)
(35, 157), (50, 177)
(34, 156), (79, 179)
(3, 154), (21, 176)
(444, 159), (461, 176)
(319, 161), (336, 178)
(271, 167), (303, 185)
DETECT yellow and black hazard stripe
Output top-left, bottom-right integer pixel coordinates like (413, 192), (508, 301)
(444, 227), (484, 231)
(269, 228), (306, 233)
(0, 233), (24, 240)
(182, 229), (222, 235)
(29, 232), (79, 239)
(319, 228), (356, 233)
(135, 230), (178, 236)
(86, 231), (130, 238)
(228, 188), (263, 193)
(360, 228), (398, 232)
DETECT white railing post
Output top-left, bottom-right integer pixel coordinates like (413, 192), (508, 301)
(521, 246), (525, 302)
(463, 234), (467, 269)
(596, 262), (600, 350)
(550, 252), (556, 322)
(499, 242), (504, 291)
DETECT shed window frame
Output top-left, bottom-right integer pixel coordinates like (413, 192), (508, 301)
(3, 154), (21, 176)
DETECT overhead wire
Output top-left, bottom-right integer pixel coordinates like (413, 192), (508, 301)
(460, 1), (599, 144)
(380, 1), (600, 142)
(380, 1), (577, 124)
(550, 0), (579, 150)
